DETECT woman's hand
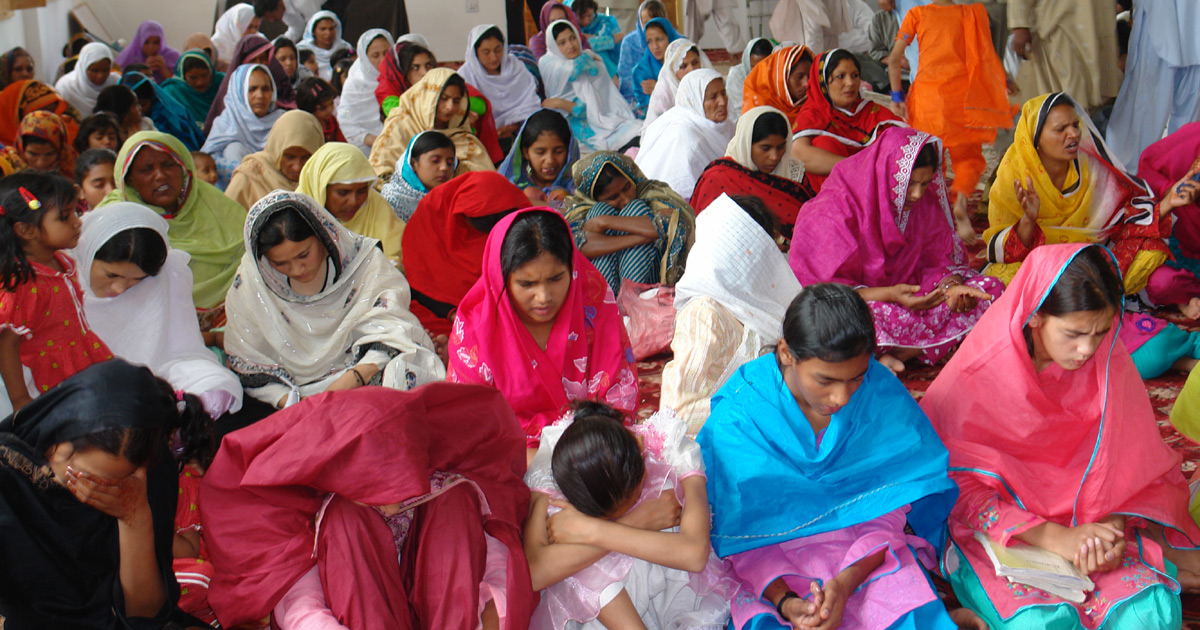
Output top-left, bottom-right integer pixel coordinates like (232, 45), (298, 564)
(543, 97), (575, 112)
(546, 499), (601, 545)
(641, 78), (656, 95)
(1054, 521), (1124, 575)
(1160, 167), (1200, 216)
(887, 101), (908, 120)
(325, 364), (380, 392)
(1011, 28), (1032, 60)
(67, 465), (150, 525)
(945, 285), (994, 314)
(498, 122), (521, 139)
(789, 578), (849, 630)
(146, 55), (168, 78)
(466, 111), (480, 127)
(891, 284), (946, 311)
(1015, 176), (1040, 225)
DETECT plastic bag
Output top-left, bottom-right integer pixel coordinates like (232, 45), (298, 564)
(617, 279), (676, 360)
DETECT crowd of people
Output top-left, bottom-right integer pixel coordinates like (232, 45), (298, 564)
(1, 0), (1200, 629)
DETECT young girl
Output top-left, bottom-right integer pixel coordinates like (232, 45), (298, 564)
(617, 0), (669, 101)
(698, 283), (970, 630)
(498, 108), (580, 207)
(629, 18), (681, 112)
(923, 244), (1200, 628)
(168, 385), (220, 625)
(72, 112), (122, 153)
(296, 76), (345, 142)
(0, 111), (76, 178)
(74, 148), (116, 212)
(95, 84), (153, 139)
(381, 130), (458, 222)
(726, 38), (774, 117)
(524, 401), (732, 628)
(0, 173), (112, 412)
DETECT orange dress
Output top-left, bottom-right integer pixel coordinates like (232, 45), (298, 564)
(898, 3), (1012, 195)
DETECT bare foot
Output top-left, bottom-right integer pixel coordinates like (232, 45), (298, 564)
(879, 354), (906, 374)
(1174, 357), (1200, 373)
(953, 196), (979, 245)
(1181, 297), (1200, 320)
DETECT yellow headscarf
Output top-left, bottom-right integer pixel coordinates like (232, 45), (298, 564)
(296, 142), (406, 264)
(368, 67), (494, 179)
(226, 110), (326, 210)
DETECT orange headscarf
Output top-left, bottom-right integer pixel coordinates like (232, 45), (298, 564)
(13, 111), (76, 177)
(740, 45), (813, 124)
(0, 80), (81, 147)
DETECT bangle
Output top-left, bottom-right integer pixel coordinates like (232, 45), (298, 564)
(890, 90), (904, 103)
(776, 591), (801, 618)
(351, 369), (365, 386)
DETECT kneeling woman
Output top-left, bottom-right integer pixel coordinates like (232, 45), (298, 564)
(563, 152), (695, 295)
(790, 127), (1002, 370)
(525, 402), (731, 628)
(698, 284), (965, 630)
(224, 191), (444, 409)
(449, 209), (638, 460)
(923, 244), (1200, 629)
(200, 383), (536, 629)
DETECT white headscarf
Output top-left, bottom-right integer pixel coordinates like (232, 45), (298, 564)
(725, 105), (806, 182)
(212, 4), (257, 65)
(636, 68), (734, 199)
(72, 203), (244, 411)
(674, 193), (799, 344)
(202, 63), (285, 162)
(336, 28), (394, 153)
(645, 39), (713, 127)
(224, 190), (444, 407)
(458, 24), (542, 129)
(726, 38), (772, 119)
(538, 19), (640, 153)
(54, 43), (117, 115)
(296, 10), (352, 81)
(396, 33), (431, 49)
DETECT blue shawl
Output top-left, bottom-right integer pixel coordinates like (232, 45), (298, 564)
(629, 18), (680, 110)
(697, 355), (957, 558)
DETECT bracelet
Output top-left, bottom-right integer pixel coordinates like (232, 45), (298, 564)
(890, 90), (904, 103)
(776, 591), (801, 618)
(351, 369), (365, 386)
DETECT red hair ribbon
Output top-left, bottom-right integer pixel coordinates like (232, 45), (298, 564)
(17, 187), (39, 210)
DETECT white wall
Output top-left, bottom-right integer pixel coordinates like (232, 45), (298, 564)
(407, 0), (506, 63)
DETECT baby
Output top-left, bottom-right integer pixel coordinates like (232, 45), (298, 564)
(191, 151), (219, 186)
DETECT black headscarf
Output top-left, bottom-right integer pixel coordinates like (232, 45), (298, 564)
(0, 360), (198, 629)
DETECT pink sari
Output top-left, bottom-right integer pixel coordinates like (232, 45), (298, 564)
(1138, 121), (1200, 304)
(448, 208), (639, 448)
(921, 243), (1200, 626)
(788, 126), (1003, 364)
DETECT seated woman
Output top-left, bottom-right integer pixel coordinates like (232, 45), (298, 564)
(525, 402), (731, 628)
(498, 108), (579, 207)
(0, 360), (214, 628)
(617, 0), (668, 102)
(53, 42), (117, 116)
(690, 106), (813, 240)
(740, 45), (813, 122)
(161, 50), (223, 129)
(663, 193), (799, 435)
(381, 130), (458, 222)
(401, 171), (530, 337)
(0, 111), (76, 177)
(121, 71), (206, 152)
(539, 20), (641, 154)
(792, 48), (903, 194)
(790, 127), (1002, 371)
(203, 34), (291, 134)
(95, 84), (154, 139)
(200, 383), (535, 629)
(72, 203), (275, 437)
(644, 38), (713, 127)
(336, 29), (394, 153)
(0, 46), (35, 90)
(562, 152), (695, 294)
(726, 37), (774, 118)
(370, 68), (494, 179)
(116, 20), (181, 84)
(448, 209), (638, 460)
(922, 243), (1200, 628)
(99, 131), (247, 328)
(0, 80), (81, 148)
(459, 25), (544, 145)
(225, 109), (325, 210)
(296, 11), (351, 81)
(202, 64), (285, 189)
(296, 142), (407, 263)
(529, 1), (591, 59)
(224, 190), (443, 409)
(1137, 122), (1200, 317)
(984, 93), (1200, 296)
(210, 4), (259, 71)
(698, 284), (966, 630)
(629, 17), (681, 114)
(636, 69), (733, 200)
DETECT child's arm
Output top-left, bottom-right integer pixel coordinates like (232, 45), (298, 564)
(0, 329), (31, 411)
(173, 529), (201, 559)
(547, 476), (712, 574)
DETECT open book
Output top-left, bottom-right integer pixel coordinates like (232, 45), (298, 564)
(974, 532), (1096, 603)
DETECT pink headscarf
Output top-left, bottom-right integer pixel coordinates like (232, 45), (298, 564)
(115, 21), (181, 82)
(922, 243), (1200, 539)
(448, 208), (638, 448)
(1139, 121), (1200, 271)
(529, 1), (591, 59)
(789, 126), (971, 293)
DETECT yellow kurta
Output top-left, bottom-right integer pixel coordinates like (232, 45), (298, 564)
(1007, 0), (1120, 111)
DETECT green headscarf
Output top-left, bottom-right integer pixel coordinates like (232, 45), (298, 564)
(160, 50), (225, 127)
(99, 131), (246, 310)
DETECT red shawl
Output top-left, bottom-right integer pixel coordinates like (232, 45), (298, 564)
(690, 157), (814, 233)
(200, 384), (534, 628)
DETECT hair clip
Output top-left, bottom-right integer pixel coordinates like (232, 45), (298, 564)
(174, 389), (186, 402)
(0, 204), (6, 217)
(17, 187), (39, 210)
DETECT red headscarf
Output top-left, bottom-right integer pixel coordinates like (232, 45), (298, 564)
(375, 41), (420, 107)
(200, 384), (535, 628)
(0, 80), (80, 147)
(739, 45), (812, 123)
(402, 171), (531, 307)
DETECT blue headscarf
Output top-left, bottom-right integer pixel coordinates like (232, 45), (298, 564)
(380, 131), (458, 222)
(498, 109), (579, 197)
(629, 18), (680, 110)
(120, 71), (206, 151)
(698, 355), (958, 558)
